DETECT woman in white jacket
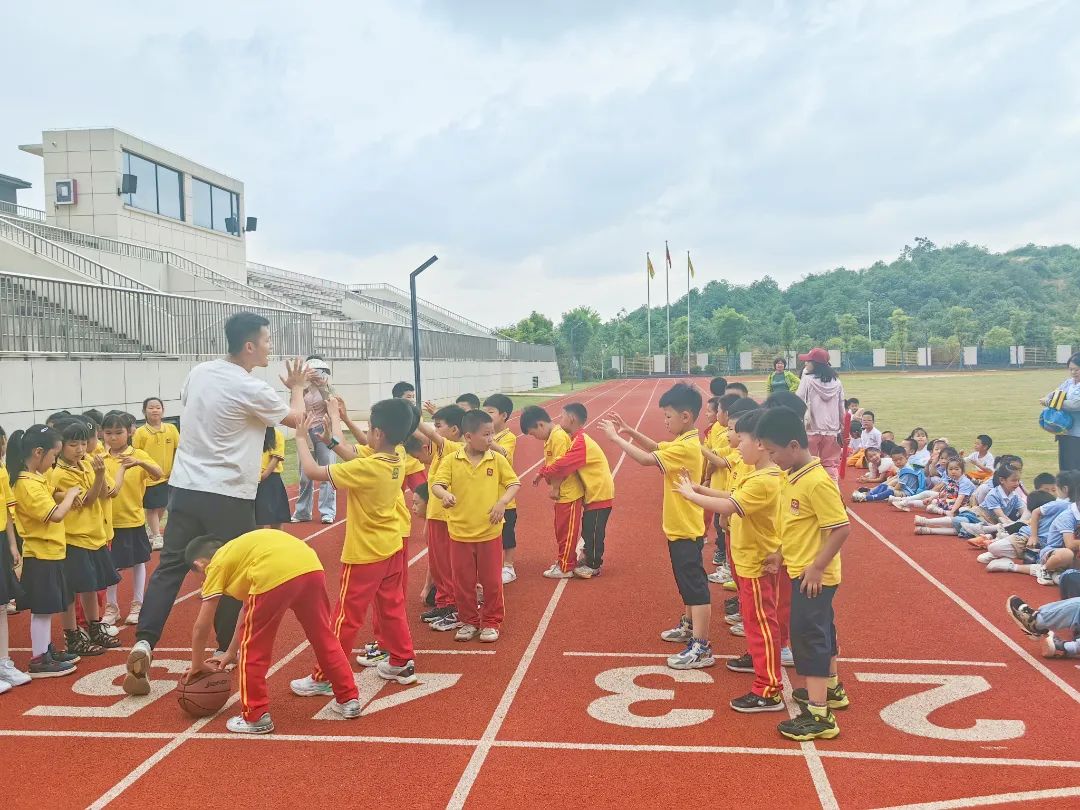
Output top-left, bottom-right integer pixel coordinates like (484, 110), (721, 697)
(796, 348), (847, 482)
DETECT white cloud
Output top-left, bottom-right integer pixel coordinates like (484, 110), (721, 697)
(3, 0), (1079, 328)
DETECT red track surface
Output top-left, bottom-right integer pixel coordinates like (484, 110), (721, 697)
(2, 379), (1079, 809)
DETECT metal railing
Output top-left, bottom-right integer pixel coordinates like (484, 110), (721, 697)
(247, 261), (349, 292)
(0, 217), (155, 291)
(0, 270), (311, 357)
(350, 282), (492, 335)
(1, 216), (297, 312)
(313, 319), (555, 362)
(0, 200), (47, 222)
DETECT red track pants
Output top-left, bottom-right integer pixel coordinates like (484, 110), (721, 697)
(428, 519), (455, 608)
(450, 536), (504, 630)
(314, 551), (415, 680)
(554, 499), (584, 572)
(736, 574), (782, 698)
(372, 536), (409, 644)
(239, 571), (358, 721)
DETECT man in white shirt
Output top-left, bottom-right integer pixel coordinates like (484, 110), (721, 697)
(125, 312), (309, 696)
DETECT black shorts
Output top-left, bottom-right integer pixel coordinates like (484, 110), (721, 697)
(143, 483), (171, 510)
(63, 545), (120, 594)
(502, 508), (518, 550)
(790, 577), (840, 677)
(18, 557), (72, 615)
(255, 473), (292, 526)
(667, 537), (710, 606)
(109, 526), (152, 570)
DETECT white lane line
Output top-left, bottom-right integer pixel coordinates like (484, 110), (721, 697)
(447, 378), (657, 809)
(560, 652), (1008, 667)
(88, 534), (432, 808)
(847, 509), (1080, 705)
(872, 786), (1080, 810)
(780, 668), (839, 810)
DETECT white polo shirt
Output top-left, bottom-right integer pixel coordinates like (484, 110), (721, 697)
(170, 359), (291, 500)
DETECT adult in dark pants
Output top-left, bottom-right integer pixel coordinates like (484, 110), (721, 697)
(123, 312), (309, 696)
(1042, 352), (1080, 473)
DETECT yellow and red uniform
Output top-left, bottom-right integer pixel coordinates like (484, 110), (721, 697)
(201, 529), (358, 721)
(426, 437), (463, 609)
(539, 430), (615, 571)
(544, 425), (586, 572)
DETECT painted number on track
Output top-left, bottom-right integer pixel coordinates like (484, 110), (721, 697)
(587, 666), (714, 729)
(855, 672), (1026, 741)
(314, 669), (462, 720)
(25, 659), (190, 718)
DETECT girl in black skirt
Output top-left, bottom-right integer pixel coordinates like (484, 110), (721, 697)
(256, 427), (291, 529)
(8, 425), (81, 678)
(0, 426), (31, 690)
(101, 412), (162, 628)
(49, 418), (122, 653)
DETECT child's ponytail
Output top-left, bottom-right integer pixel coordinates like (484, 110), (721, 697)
(7, 424), (60, 486)
(6, 429), (26, 486)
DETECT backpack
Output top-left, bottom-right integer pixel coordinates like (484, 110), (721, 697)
(1040, 389), (1073, 435)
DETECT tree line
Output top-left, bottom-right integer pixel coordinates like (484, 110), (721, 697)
(497, 238), (1080, 375)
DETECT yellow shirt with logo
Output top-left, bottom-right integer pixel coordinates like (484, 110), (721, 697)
(328, 450), (404, 563)
(355, 444), (427, 538)
(47, 461), (108, 550)
(201, 528), (323, 602)
(433, 449), (520, 541)
(104, 448), (156, 529)
(426, 438), (464, 521)
(261, 429), (286, 476)
(728, 465), (782, 578)
(653, 429), (705, 541)
(492, 428), (518, 510)
(545, 426), (585, 503)
(780, 459), (849, 586)
(13, 472), (66, 561)
(132, 423), (180, 485)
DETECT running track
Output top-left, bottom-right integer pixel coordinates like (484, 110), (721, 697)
(1, 379), (1078, 809)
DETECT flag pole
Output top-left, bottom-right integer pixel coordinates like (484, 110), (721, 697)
(686, 251), (692, 374)
(665, 240), (671, 375)
(646, 252), (652, 373)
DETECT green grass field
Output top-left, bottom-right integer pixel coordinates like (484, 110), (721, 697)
(738, 368), (1066, 485)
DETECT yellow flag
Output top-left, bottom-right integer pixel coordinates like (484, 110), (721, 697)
(647, 253), (655, 279)
(688, 253), (695, 278)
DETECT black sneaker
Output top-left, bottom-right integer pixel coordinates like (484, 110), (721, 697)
(725, 596), (740, 616)
(731, 691), (785, 713)
(778, 707), (839, 740)
(421, 605), (443, 623)
(89, 621), (122, 649)
(48, 643), (80, 664)
(28, 650), (77, 679)
(791, 683), (849, 709)
(726, 653), (755, 673)
(65, 629), (105, 657)
(424, 585), (437, 608)
(712, 549), (726, 566)
(1006, 595), (1043, 636)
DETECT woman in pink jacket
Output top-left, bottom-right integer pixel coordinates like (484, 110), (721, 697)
(796, 348), (846, 481)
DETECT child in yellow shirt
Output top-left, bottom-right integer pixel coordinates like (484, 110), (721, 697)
(132, 398), (179, 550)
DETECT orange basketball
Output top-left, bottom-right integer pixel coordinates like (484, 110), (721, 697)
(177, 669), (232, 718)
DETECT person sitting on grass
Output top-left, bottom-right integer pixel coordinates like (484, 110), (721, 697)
(890, 458), (975, 514)
(981, 477), (1071, 581)
(915, 463), (1024, 538)
(1033, 472), (1058, 495)
(1007, 593), (1080, 659)
(851, 444), (924, 503)
(966, 434), (995, 482)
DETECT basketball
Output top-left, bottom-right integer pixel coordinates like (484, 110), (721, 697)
(176, 670), (232, 718)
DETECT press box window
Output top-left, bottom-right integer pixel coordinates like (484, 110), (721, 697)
(122, 151), (183, 220)
(192, 177), (241, 235)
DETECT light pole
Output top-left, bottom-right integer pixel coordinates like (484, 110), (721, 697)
(568, 321), (583, 391)
(409, 255), (439, 405)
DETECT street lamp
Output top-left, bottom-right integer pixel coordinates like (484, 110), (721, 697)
(409, 255), (439, 404)
(568, 321), (583, 391)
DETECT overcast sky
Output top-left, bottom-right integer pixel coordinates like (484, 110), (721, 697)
(5, 0), (1079, 326)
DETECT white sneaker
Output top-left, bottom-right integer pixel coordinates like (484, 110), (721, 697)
(101, 603), (120, 626)
(321, 516), (335, 525)
(1036, 566), (1055, 586)
(780, 647), (794, 668)
(290, 675), (333, 697)
(226, 712), (274, 734)
(850, 491), (867, 503)
(479, 627), (500, 643)
(125, 601), (142, 625)
(0, 657), (31, 687)
(0, 680), (9, 695)
(5, 600), (15, 614)
(542, 564), (574, 579)
(729, 622), (745, 637)
(122, 640), (152, 696)
(986, 558), (1015, 573)
(331, 698), (361, 719)
(150, 535), (164, 551)
(572, 565), (596, 579)
(976, 552), (995, 564)
(377, 659), (418, 685)
(455, 624), (479, 642)
(502, 565), (517, 585)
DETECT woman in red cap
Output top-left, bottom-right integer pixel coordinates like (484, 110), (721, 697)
(795, 348), (846, 481)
